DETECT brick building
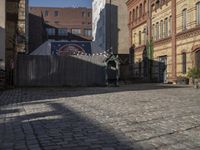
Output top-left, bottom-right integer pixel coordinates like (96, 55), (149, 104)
(29, 7), (92, 41)
(127, 0), (200, 83)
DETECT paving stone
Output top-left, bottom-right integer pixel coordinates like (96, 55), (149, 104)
(0, 84), (199, 150)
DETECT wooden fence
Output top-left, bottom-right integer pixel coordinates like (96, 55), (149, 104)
(15, 55), (107, 87)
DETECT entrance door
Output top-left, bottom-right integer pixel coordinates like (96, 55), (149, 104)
(196, 50), (200, 68)
(159, 56), (167, 83)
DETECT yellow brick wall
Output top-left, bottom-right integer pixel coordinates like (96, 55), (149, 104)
(131, 23), (147, 48)
(176, 0), (200, 33)
(176, 0), (200, 77)
(129, 0), (200, 81)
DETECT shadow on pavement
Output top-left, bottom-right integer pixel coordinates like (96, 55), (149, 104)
(0, 102), (154, 150)
(0, 84), (189, 107)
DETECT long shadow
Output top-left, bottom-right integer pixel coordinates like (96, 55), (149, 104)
(0, 83), (188, 107)
(0, 102), (153, 150)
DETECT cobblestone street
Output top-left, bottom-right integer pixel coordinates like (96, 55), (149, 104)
(0, 84), (200, 150)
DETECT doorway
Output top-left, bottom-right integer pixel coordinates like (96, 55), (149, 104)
(159, 56), (167, 83)
(195, 50), (200, 68)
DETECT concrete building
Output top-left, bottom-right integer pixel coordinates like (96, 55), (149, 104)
(29, 7), (92, 41)
(92, 0), (129, 55)
(127, 0), (200, 83)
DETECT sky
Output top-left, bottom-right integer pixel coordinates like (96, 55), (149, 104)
(29, 0), (92, 8)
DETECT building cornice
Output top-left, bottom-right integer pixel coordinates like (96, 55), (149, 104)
(176, 26), (200, 40)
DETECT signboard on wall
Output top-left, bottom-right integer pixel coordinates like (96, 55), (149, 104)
(51, 42), (92, 56)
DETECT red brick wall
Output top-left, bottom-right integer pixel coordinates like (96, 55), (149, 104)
(29, 7), (92, 40)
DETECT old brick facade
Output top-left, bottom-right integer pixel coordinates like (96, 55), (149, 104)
(4, 0), (28, 85)
(127, 0), (200, 83)
(29, 7), (92, 41)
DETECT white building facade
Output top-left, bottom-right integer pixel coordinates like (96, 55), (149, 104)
(92, 0), (129, 55)
(92, 0), (107, 52)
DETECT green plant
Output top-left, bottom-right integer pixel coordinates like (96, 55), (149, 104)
(187, 67), (200, 79)
(176, 76), (189, 84)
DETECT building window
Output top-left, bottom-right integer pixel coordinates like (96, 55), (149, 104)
(144, 0), (147, 13)
(156, 22), (159, 40)
(196, 2), (200, 25)
(169, 16), (172, 35)
(71, 29), (81, 35)
(88, 12), (91, 17)
(133, 9), (135, 21)
(182, 9), (187, 30)
(139, 31), (142, 45)
(46, 28), (55, 36)
(139, 3), (143, 17)
(82, 12), (85, 17)
(129, 11), (132, 23)
(84, 29), (92, 37)
(160, 20), (164, 38)
(182, 52), (187, 74)
(58, 28), (68, 36)
(54, 11), (59, 17)
(136, 6), (139, 19)
(156, 0), (160, 10)
(143, 28), (147, 44)
(45, 10), (48, 16)
(164, 17), (168, 37)
(152, 24), (155, 40)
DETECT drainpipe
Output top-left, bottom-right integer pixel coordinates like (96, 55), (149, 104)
(172, 0), (177, 82)
(109, 0), (112, 53)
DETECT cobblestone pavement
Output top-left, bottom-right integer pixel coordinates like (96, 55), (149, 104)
(0, 84), (200, 150)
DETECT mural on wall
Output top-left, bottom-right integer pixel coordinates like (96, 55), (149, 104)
(51, 42), (92, 56)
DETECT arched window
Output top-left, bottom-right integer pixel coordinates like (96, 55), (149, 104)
(160, 20), (163, 38)
(136, 6), (139, 19)
(129, 11), (132, 23)
(144, 0), (147, 13)
(182, 9), (187, 30)
(169, 16), (172, 35)
(164, 17), (168, 37)
(139, 3), (143, 17)
(196, 2), (200, 25)
(156, 22), (159, 40)
(139, 31), (142, 45)
(133, 9), (135, 21)
(152, 24), (155, 40)
(143, 27), (147, 44)
(182, 52), (187, 74)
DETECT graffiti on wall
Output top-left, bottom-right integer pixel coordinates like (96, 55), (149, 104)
(51, 42), (92, 56)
